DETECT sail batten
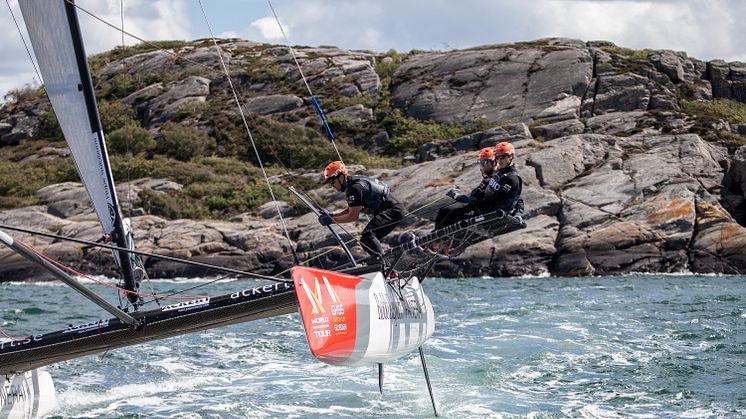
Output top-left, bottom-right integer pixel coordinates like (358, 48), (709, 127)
(19, 0), (141, 303)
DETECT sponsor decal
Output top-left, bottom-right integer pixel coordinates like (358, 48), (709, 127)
(62, 319), (110, 334)
(503, 184), (512, 192)
(299, 276), (341, 315)
(299, 276), (346, 339)
(291, 266), (360, 363)
(107, 203), (117, 225)
(373, 291), (426, 321)
(0, 334), (42, 350)
(230, 282), (293, 299)
(0, 379), (29, 407)
(162, 297), (210, 313)
(488, 178), (502, 191)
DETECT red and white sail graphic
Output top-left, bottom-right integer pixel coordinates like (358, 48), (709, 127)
(292, 266), (434, 366)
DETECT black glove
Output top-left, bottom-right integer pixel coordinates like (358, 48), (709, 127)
(318, 212), (334, 226)
(455, 194), (475, 204)
(446, 189), (458, 199)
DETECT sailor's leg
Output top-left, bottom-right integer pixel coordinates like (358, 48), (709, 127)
(360, 228), (383, 256)
(360, 205), (405, 257)
(434, 203), (473, 230)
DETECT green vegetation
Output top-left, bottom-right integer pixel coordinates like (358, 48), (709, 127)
(100, 101), (138, 132)
(36, 110), (63, 141)
(107, 124), (156, 155)
(600, 47), (653, 75)
(374, 50), (405, 80)
(88, 41), (190, 74)
(0, 158), (78, 209)
(601, 47), (651, 59)
(680, 99), (746, 151)
(156, 122), (216, 161)
(681, 99), (746, 125)
(3, 85), (45, 104)
(0, 39), (503, 219)
(113, 155), (292, 218)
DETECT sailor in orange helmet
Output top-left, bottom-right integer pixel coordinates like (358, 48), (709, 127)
(434, 143), (523, 230)
(320, 161), (405, 257)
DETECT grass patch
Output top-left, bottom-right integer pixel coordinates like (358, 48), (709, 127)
(3, 85), (45, 104)
(601, 47), (651, 59)
(681, 99), (746, 125)
(0, 159), (79, 209)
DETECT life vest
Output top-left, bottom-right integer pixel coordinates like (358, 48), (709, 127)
(483, 167), (523, 212)
(346, 175), (390, 212)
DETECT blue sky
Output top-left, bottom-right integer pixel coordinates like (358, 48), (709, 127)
(2, 0), (745, 100)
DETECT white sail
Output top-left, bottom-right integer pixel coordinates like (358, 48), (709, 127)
(19, 0), (142, 303)
(20, 0), (119, 235)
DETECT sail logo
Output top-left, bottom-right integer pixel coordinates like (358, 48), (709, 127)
(62, 319), (110, 334)
(299, 276), (341, 314)
(162, 297), (210, 313)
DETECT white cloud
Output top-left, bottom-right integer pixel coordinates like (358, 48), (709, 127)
(0, 0), (191, 101)
(237, 0), (746, 62)
(2, 0), (746, 99)
(248, 16), (287, 41)
(536, 0), (744, 61)
(75, 0), (191, 53)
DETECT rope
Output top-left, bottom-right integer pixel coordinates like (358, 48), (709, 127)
(0, 326), (24, 342)
(266, 0), (344, 163)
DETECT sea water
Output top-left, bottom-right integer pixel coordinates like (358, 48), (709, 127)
(1, 274), (745, 418)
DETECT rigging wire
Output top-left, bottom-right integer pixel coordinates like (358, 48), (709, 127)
(5, 0), (43, 89)
(65, 0), (218, 74)
(9, 0), (462, 280)
(13, 238), (208, 300)
(197, 0), (299, 266)
(0, 224), (292, 284)
(266, 0), (344, 163)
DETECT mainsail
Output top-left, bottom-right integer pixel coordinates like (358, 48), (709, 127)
(19, 0), (144, 304)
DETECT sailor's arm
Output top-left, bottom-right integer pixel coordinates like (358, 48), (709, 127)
(332, 205), (362, 223)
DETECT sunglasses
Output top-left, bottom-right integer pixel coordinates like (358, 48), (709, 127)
(495, 154), (510, 160)
(478, 159), (494, 165)
(324, 175), (341, 185)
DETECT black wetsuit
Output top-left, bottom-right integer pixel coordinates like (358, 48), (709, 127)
(434, 165), (523, 230)
(345, 176), (405, 257)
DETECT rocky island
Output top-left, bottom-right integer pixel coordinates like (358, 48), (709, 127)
(1, 37), (745, 280)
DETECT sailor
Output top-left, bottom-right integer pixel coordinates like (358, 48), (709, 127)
(434, 142), (524, 230)
(319, 161), (406, 257)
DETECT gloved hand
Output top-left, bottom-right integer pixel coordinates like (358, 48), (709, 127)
(455, 194), (475, 203)
(318, 212), (334, 226)
(446, 189), (458, 199)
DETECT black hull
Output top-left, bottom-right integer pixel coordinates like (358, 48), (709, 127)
(0, 282), (297, 375)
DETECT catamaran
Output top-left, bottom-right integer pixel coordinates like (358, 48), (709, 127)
(0, 1), (525, 417)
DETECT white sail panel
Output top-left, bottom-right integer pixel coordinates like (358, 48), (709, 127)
(19, 0), (119, 236)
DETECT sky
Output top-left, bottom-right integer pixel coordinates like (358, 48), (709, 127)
(1, 0), (745, 100)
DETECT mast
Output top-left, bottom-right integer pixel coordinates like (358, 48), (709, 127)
(19, 0), (144, 305)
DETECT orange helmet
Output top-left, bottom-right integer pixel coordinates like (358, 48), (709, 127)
(323, 161), (347, 183)
(494, 142), (515, 159)
(477, 147), (496, 161)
